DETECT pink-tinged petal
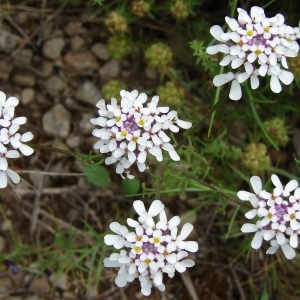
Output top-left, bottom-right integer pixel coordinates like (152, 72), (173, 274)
(229, 80), (242, 100)
(270, 75), (282, 93)
(0, 171), (7, 188)
(251, 231), (263, 249)
(5, 169), (20, 184)
(213, 72), (235, 87)
(281, 243), (296, 259)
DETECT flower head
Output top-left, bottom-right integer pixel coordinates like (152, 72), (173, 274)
(91, 90), (192, 179)
(207, 6), (299, 100)
(0, 91), (34, 188)
(238, 174), (300, 259)
(103, 199), (198, 296)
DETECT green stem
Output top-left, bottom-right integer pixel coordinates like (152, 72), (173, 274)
(155, 161), (166, 199)
(175, 89), (228, 151)
(246, 89), (278, 150)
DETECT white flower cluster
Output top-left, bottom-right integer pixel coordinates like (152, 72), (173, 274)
(238, 174), (300, 259)
(91, 90), (192, 179)
(0, 91), (34, 188)
(206, 6), (300, 100)
(103, 200), (198, 296)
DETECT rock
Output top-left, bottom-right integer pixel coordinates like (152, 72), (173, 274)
(45, 75), (65, 96)
(42, 104), (71, 138)
(64, 52), (99, 70)
(70, 35), (85, 51)
(91, 43), (110, 61)
(21, 88), (35, 104)
(42, 60), (54, 78)
(99, 59), (119, 80)
(0, 61), (13, 80)
(1, 219), (12, 231)
(30, 277), (51, 293)
(66, 134), (80, 148)
(75, 80), (102, 106)
(0, 30), (19, 53)
(65, 21), (82, 36)
(12, 72), (36, 87)
(15, 12), (28, 25)
(49, 273), (68, 290)
(43, 37), (66, 60)
(14, 48), (33, 64)
(79, 113), (96, 134)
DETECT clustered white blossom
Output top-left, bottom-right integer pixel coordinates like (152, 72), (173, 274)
(103, 200), (198, 296)
(206, 6), (300, 100)
(91, 90), (192, 179)
(238, 174), (300, 259)
(0, 91), (34, 188)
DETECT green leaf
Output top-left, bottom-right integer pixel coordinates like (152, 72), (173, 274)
(84, 166), (109, 188)
(122, 178), (140, 196)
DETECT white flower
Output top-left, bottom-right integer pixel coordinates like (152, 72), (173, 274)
(103, 199), (198, 296)
(91, 90), (192, 178)
(240, 174), (300, 259)
(207, 6), (299, 100)
(0, 91), (34, 188)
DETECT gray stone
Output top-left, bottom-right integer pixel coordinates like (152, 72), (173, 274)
(65, 21), (82, 36)
(45, 75), (65, 96)
(49, 273), (68, 290)
(64, 52), (99, 70)
(43, 37), (66, 60)
(21, 88), (35, 104)
(0, 30), (19, 53)
(13, 72), (36, 87)
(42, 104), (71, 138)
(75, 80), (102, 106)
(79, 113), (96, 134)
(14, 48), (33, 64)
(70, 35), (85, 51)
(42, 60), (53, 78)
(66, 134), (80, 148)
(91, 43), (110, 61)
(0, 61), (13, 80)
(99, 59), (120, 80)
